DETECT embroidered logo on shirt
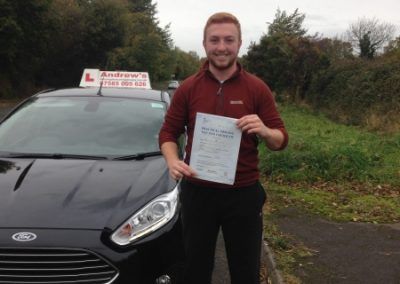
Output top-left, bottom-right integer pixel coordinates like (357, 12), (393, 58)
(230, 100), (243, 104)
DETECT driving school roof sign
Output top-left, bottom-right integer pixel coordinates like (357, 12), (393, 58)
(79, 69), (151, 89)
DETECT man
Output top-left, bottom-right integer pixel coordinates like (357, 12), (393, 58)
(159, 12), (288, 284)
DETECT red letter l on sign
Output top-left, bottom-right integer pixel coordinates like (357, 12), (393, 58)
(85, 73), (95, 82)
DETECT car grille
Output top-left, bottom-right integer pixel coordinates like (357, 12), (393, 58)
(0, 248), (119, 284)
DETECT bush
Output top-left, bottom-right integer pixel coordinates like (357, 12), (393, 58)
(307, 57), (400, 132)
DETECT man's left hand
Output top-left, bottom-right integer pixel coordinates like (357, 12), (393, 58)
(236, 114), (284, 150)
(236, 114), (269, 137)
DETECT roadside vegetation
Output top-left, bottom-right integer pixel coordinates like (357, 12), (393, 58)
(0, 0), (201, 99)
(243, 9), (400, 133)
(260, 104), (400, 283)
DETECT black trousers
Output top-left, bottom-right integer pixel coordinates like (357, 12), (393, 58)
(180, 179), (266, 284)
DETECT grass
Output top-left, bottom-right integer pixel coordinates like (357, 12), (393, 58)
(260, 104), (400, 187)
(259, 104), (400, 282)
(265, 183), (400, 223)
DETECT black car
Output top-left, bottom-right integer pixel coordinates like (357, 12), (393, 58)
(0, 87), (184, 284)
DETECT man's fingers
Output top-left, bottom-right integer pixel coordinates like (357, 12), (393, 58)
(240, 122), (262, 133)
(173, 170), (183, 180)
(170, 161), (196, 180)
(237, 115), (260, 128)
(179, 162), (196, 177)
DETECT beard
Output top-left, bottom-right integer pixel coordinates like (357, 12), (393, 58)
(208, 53), (237, 71)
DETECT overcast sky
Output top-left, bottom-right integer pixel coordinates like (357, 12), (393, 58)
(156, 0), (400, 56)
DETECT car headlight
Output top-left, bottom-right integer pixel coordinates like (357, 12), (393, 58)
(111, 185), (179, 245)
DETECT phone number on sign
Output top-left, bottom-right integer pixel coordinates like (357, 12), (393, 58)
(102, 80), (148, 87)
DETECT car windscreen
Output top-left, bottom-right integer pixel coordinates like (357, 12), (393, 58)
(0, 96), (166, 157)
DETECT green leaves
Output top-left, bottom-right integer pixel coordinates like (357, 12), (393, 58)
(0, 0), (54, 97)
(243, 9), (325, 102)
(1, 0), (201, 98)
(267, 8), (307, 38)
(307, 56), (400, 131)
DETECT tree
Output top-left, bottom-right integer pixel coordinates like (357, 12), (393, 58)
(267, 8), (307, 37)
(38, 0), (129, 87)
(384, 36), (400, 53)
(359, 32), (374, 59)
(42, 0), (175, 85)
(107, 5), (175, 82)
(127, 0), (157, 18)
(313, 37), (354, 63)
(0, 0), (54, 97)
(346, 17), (396, 58)
(0, 0), (186, 97)
(244, 35), (292, 93)
(244, 9), (327, 102)
(172, 48), (200, 80)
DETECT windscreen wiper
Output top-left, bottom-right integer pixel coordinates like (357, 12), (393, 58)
(5, 153), (108, 160)
(113, 151), (162, 160)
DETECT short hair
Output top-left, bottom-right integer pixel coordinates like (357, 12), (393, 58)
(203, 12), (242, 41)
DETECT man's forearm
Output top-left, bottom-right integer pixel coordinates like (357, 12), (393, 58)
(261, 128), (285, 150)
(161, 141), (180, 166)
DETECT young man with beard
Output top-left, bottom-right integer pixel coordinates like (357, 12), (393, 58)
(159, 12), (288, 284)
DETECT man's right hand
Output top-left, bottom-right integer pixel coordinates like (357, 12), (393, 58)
(167, 159), (196, 180)
(160, 141), (196, 180)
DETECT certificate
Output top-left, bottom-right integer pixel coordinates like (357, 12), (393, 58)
(190, 112), (242, 185)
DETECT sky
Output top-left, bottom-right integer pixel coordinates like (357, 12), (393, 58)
(156, 0), (400, 56)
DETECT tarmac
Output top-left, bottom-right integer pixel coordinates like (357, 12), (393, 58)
(213, 206), (400, 284)
(268, 207), (400, 284)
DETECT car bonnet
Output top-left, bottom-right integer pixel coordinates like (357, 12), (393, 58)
(0, 157), (172, 230)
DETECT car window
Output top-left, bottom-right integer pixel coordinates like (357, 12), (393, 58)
(0, 96), (166, 156)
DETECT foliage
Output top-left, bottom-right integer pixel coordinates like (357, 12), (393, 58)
(38, 0), (129, 87)
(0, 0), (53, 69)
(244, 35), (292, 94)
(243, 9), (326, 102)
(171, 48), (201, 80)
(0, 0), (201, 98)
(307, 56), (400, 131)
(359, 32), (374, 59)
(107, 10), (175, 82)
(0, 0), (54, 97)
(312, 37), (354, 64)
(244, 9), (398, 132)
(346, 17), (396, 58)
(127, 0), (156, 18)
(267, 8), (307, 37)
(383, 36), (400, 59)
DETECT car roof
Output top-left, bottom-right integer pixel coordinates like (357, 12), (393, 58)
(35, 87), (169, 103)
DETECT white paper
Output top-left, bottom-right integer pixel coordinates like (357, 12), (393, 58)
(190, 112), (242, 185)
